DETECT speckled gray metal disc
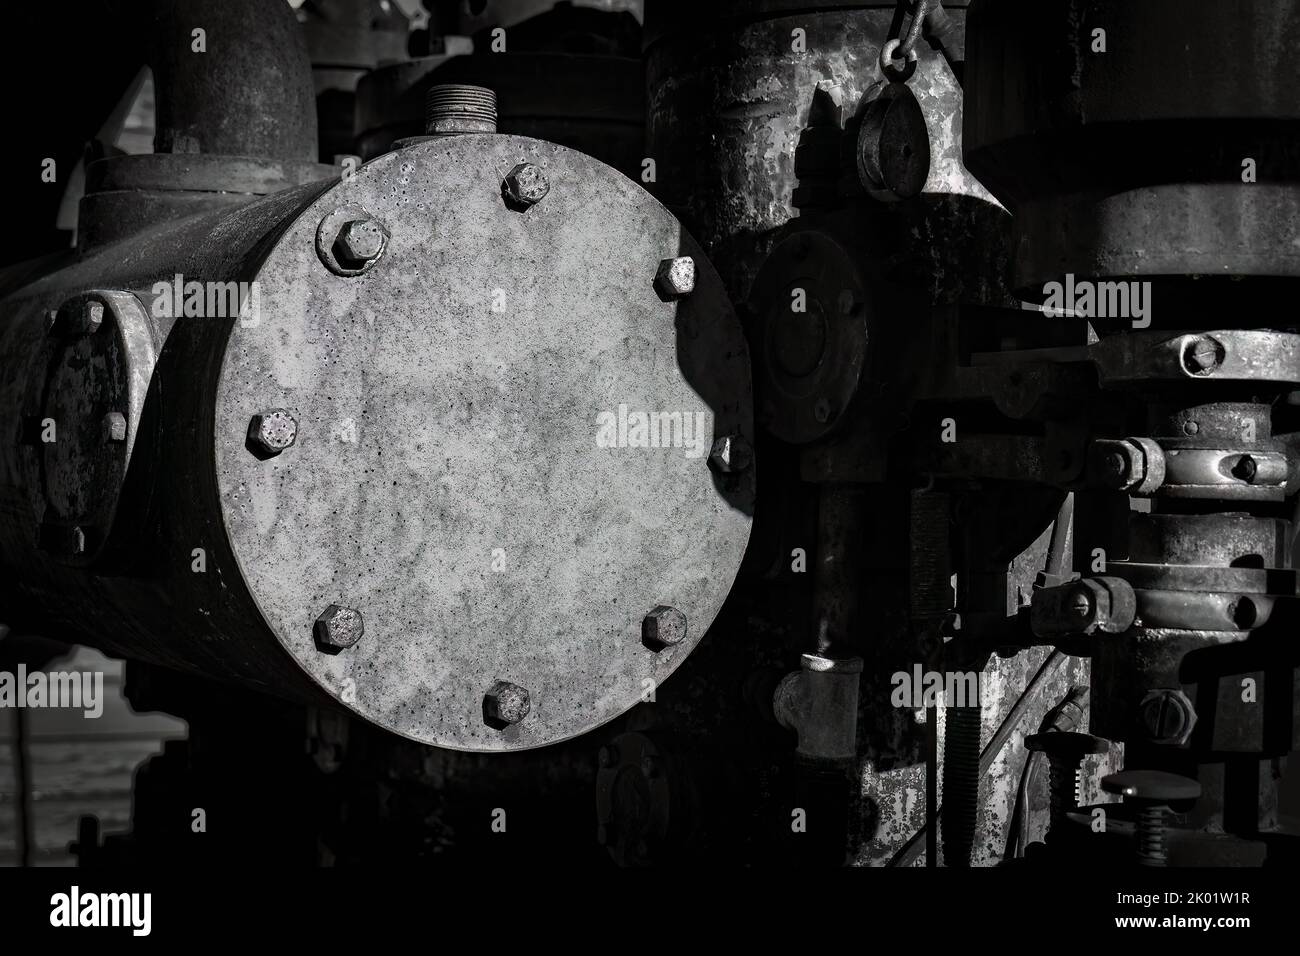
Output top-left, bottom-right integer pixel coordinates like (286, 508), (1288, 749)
(215, 134), (754, 751)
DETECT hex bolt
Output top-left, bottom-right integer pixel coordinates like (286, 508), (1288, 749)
(1025, 732), (1107, 841)
(484, 680), (531, 727)
(333, 218), (387, 270)
(1183, 336), (1225, 374)
(653, 256), (696, 301)
(1138, 688), (1198, 746)
(247, 409), (299, 457)
(642, 605), (687, 649)
(708, 433), (753, 475)
(314, 604), (364, 651)
(101, 411), (127, 443)
(502, 162), (549, 210)
(1101, 770), (1201, 866)
(52, 299), (104, 337)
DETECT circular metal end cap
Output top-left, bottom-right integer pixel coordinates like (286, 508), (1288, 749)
(216, 134), (752, 752)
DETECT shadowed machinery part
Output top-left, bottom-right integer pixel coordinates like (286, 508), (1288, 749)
(0, 129), (754, 752)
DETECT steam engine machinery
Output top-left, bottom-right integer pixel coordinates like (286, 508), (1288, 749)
(1, 0), (1297, 868)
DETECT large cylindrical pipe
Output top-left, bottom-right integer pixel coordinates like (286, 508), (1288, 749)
(0, 133), (753, 753)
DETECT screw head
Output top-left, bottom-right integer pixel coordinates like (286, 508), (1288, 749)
(654, 256), (696, 301)
(1183, 335), (1225, 374)
(333, 218), (387, 268)
(1138, 688), (1198, 746)
(314, 604), (364, 651)
(708, 434), (753, 475)
(1069, 587), (1094, 618)
(642, 605), (687, 649)
(484, 680), (531, 726)
(102, 411), (127, 443)
(502, 162), (549, 210)
(247, 409), (298, 456)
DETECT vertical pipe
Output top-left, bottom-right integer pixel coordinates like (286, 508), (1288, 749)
(812, 485), (868, 659)
(149, 0), (319, 159)
(14, 706), (33, 867)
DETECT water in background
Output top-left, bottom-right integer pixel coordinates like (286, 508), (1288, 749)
(0, 647), (186, 866)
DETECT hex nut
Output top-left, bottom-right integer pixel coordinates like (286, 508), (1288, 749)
(247, 409), (298, 456)
(484, 680), (531, 726)
(642, 605), (687, 649)
(102, 411), (127, 443)
(333, 218), (386, 268)
(654, 256), (696, 300)
(708, 434), (753, 475)
(502, 162), (550, 210)
(316, 206), (388, 276)
(314, 604), (364, 651)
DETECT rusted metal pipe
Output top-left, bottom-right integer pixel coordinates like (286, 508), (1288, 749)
(149, 0), (318, 159)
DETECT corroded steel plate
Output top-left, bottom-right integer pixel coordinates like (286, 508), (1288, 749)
(215, 134), (753, 750)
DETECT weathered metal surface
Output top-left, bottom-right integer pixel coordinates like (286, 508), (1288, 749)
(646, 8), (890, 304)
(0, 184), (339, 693)
(355, 54), (645, 174)
(773, 653), (863, 761)
(86, 154), (338, 197)
(149, 0), (318, 160)
(1094, 331), (1300, 387)
(647, 2), (995, 309)
(1030, 577), (1136, 639)
(856, 82), (930, 201)
(214, 134), (753, 750)
(1013, 185), (1300, 289)
(747, 230), (871, 444)
(18, 291), (159, 566)
(424, 84), (499, 135)
(964, 0), (1300, 292)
